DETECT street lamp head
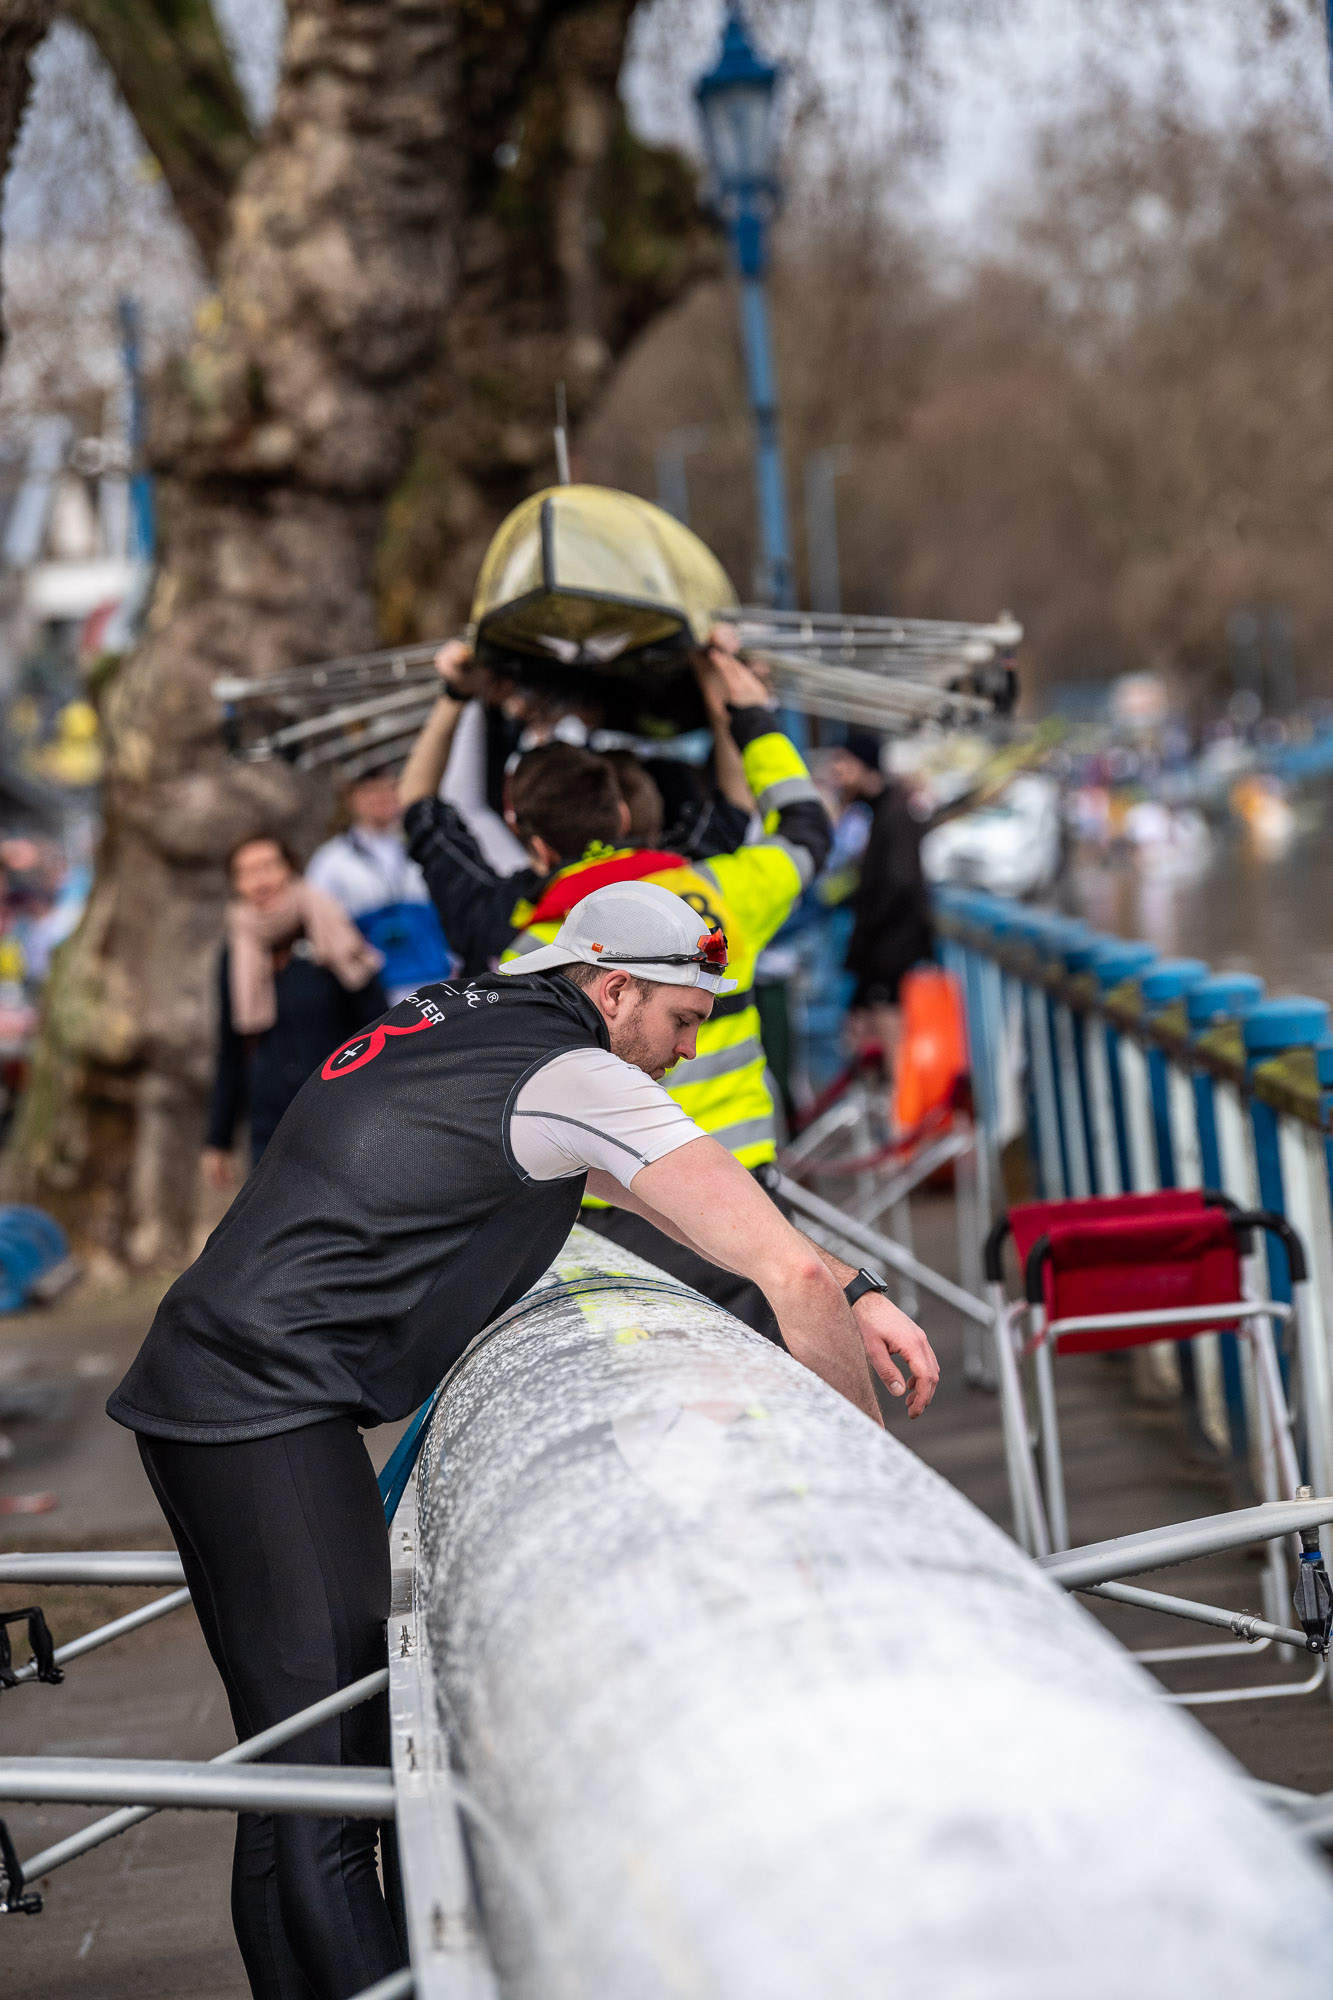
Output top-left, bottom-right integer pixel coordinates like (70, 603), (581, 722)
(694, 5), (782, 210)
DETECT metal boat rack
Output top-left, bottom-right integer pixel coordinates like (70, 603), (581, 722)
(764, 1083), (1333, 1706)
(4, 1486), (1333, 1991)
(211, 609), (1020, 778)
(0, 1468), (495, 1998)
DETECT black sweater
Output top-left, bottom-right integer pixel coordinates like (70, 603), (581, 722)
(207, 946), (389, 1160)
(844, 781), (933, 996)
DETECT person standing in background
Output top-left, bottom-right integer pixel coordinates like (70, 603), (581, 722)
(203, 836), (388, 1188)
(827, 732), (933, 1084)
(306, 769), (452, 1001)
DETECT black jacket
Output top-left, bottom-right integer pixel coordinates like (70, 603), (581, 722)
(845, 781), (933, 997)
(206, 946), (389, 1160)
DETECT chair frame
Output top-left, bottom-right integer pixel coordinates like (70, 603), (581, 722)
(986, 1196), (1318, 1705)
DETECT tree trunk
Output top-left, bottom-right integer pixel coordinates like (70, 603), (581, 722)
(7, 0), (710, 1270)
(7, 0), (460, 1269)
(377, 0), (717, 640)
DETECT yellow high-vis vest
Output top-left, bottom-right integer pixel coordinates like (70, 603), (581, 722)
(500, 724), (821, 1166)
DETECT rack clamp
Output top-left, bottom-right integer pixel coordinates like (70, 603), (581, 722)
(1293, 1488), (1333, 1655)
(0, 1606), (63, 1691)
(0, 1817), (40, 1915)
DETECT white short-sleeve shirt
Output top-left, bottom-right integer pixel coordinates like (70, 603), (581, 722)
(507, 1047), (706, 1189)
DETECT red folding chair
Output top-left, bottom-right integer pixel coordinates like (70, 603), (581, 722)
(984, 1190), (1305, 1559)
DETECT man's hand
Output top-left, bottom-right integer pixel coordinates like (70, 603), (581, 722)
(201, 1147), (234, 1192)
(852, 1292), (940, 1418)
(434, 640), (485, 704)
(696, 623), (773, 714)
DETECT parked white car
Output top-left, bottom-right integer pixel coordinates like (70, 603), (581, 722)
(921, 773), (1062, 899)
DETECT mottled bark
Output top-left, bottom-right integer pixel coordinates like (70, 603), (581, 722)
(378, 0), (716, 639)
(8, 0), (460, 1267)
(8, 0), (710, 1268)
(67, 0), (254, 272)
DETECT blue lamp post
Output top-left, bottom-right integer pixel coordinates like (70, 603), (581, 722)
(695, 6), (794, 610)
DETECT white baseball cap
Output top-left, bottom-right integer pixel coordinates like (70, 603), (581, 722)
(501, 880), (738, 994)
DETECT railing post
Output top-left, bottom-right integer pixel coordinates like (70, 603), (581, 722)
(1066, 935), (1123, 1194)
(1093, 942), (1160, 1193)
(1043, 919), (1096, 1200)
(1241, 998), (1331, 1636)
(1006, 911), (1066, 1200)
(1136, 960), (1210, 1188)
(1137, 960), (1224, 1449)
(1243, 999), (1330, 1306)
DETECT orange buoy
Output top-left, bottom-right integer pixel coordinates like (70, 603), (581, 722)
(892, 967), (967, 1133)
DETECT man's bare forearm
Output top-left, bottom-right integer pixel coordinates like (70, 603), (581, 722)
(588, 1162), (939, 1419)
(590, 1171), (855, 1286)
(584, 1170), (748, 1273)
(398, 696), (466, 809)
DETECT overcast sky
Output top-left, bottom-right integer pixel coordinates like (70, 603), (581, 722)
(0, 0), (1326, 429)
(624, 0), (1330, 239)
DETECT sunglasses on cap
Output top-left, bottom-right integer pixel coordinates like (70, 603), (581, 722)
(590, 927), (730, 974)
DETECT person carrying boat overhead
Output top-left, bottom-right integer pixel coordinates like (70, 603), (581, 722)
(399, 632), (829, 1329)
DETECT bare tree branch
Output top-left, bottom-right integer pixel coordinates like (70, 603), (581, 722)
(0, 0), (52, 353)
(64, 0), (254, 272)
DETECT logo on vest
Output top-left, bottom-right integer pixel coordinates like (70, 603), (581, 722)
(320, 1015), (434, 1081)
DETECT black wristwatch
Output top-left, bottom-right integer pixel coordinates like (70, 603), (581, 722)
(844, 1267), (890, 1309)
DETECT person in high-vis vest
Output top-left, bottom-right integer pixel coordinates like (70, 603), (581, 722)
(399, 635), (831, 1334)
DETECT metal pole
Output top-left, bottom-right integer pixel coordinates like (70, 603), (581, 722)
(0, 1550), (186, 1586)
(117, 293), (155, 561)
(803, 448), (843, 615)
(730, 207), (794, 610)
(654, 425), (709, 526)
(349, 1974), (415, 2000)
(1081, 1577), (1310, 1652)
(0, 1757), (395, 1817)
(768, 1167), (993, 1326)
(1038, 1496), (1333, 1589)
(6, 1587), (191, 1685)
(21, 1666), (389, 1879)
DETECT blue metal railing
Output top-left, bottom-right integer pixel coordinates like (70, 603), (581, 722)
(934, 886), (1333, 1522)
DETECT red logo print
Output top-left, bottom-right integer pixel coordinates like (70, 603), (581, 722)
(321, 1016), (434, 1081)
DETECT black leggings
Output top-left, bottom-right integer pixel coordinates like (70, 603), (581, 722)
(137, 1420), (406, 2000)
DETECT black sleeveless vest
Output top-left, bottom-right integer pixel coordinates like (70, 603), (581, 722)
(108, 974), (606, 1442)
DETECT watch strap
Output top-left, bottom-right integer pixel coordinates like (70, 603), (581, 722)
(844, 1267), (888, 1309)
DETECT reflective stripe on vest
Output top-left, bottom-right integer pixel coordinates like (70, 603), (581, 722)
(667, 1032), (766, 1089)
(708, 1114), (777, 1161)
(755, 772), (822, 815)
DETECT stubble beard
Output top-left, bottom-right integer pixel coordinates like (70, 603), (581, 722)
(610, 1001), (669, 1082)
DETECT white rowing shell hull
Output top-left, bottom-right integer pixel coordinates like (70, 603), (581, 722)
(416, 1227), (1333, 1997)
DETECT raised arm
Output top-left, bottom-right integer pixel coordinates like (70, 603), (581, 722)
(694, 630), (834, 947)
(397, 642), (487, 810)
(695, 630), (756, 814)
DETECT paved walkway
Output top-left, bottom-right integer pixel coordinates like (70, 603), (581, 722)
(2, 1208), (1330, 1991)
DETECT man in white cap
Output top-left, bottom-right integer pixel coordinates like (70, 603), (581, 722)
(105, 879), (937, 2000)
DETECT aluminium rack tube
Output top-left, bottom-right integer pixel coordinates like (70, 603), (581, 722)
(414, 1228), (1333, 1999)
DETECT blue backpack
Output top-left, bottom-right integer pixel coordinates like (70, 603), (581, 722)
(356, 901), (452, 992)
